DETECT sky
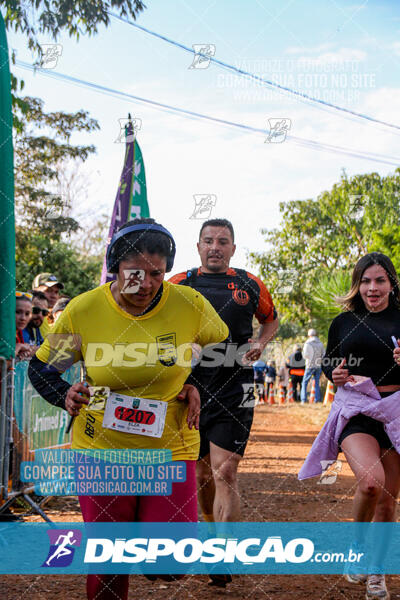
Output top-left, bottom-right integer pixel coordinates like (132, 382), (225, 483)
(6, 0), (400, 275)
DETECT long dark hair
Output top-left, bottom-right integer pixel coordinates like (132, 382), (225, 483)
(337, 252), (400, 311)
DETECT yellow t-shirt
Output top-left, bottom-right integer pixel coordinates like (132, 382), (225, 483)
(36, 281), (229, 460)
(39, 316), (53, 339)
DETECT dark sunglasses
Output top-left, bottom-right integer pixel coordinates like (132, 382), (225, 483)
(32, 307), (49, 317)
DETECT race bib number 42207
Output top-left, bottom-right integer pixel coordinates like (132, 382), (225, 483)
(102, 393), (167, 438)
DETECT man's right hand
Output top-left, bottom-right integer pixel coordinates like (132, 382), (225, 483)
(65, 383), (90, 416)
(332, 358), (355, 386)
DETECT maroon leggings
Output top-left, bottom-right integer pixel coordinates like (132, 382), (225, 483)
(79, 460), (197, 600)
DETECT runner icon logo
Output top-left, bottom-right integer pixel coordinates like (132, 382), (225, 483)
(348, 194), (366, 220)
(86, 387), (110, 411)
(239, 384), (258, 408)
(39, 44), (63, 69)
(275, 269), (298, 294)
(115, 118), (142, 143)
(190, 194), (217, 219)
(42, 529), (82, 567)
(46, 333), (82, 371)
(121, 269), (145, 294)
(318, 460), (342, 485)
(265, 118), (291, 143)
(189, 44), (216, 69)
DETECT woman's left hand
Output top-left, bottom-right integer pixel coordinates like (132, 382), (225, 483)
(177, 384), (200, 430)
(394, 343), (400, 365)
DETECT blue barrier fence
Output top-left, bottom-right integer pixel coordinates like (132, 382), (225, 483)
(10, 361), (81, 493)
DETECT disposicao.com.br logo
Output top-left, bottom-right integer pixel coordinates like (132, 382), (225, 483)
(83, 536), (363, 566)
(2, 522), (394, 575)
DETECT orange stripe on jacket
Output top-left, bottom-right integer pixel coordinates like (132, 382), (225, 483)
(246, 272), (276, 324)
(168, 271), (188, 284)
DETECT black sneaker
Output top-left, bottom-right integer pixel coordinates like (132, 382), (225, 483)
(208, 574), (233, 588)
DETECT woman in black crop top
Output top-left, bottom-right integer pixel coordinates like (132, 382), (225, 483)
(322, 252), (400, 598)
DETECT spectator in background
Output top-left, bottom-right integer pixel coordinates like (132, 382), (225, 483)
(286, 344), (305, 402)
(52, 297), (71, 322)
(15, 292), (32, 360)
(23, 291), (49, 347)
(265, 360), (277, 399)
(253, 358), (267, 402)
(301, 329), (325, 404)
(278, 362), (289, 399)
(32, 273), (64, 337)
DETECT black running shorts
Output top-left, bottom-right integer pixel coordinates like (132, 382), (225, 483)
(198, 366), (255, 459)
(338, 414), (392, 450)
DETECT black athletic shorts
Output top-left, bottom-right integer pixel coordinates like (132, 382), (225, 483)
(198, 366), (254, 459)
(338, 414), (393, 450)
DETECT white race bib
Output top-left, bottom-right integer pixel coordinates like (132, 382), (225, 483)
(102, 393), (167, 438)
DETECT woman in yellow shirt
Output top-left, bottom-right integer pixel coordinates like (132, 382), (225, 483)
(29, 218), (229, 600)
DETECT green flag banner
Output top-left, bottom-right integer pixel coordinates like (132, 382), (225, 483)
(0, 15), (16, 358)
(129, 138), (149, 220)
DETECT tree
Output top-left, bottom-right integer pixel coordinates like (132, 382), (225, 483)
(306, 271), (351, 338)
(16, 231), (104, 295)
(6, 0), (146, 127)
(14, 94), (103, 295)
(14, 95), (98, 233)
(249, 169), (400, 335)
(2, 0), (145, 53)
(370, 224), (400, 275)
(7, 0), (147, 294)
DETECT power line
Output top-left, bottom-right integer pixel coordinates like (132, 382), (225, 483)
(109, 12), (400, 135)
(15, 60), (400, 167)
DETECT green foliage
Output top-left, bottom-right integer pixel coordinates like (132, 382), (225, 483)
(307, 270), (351, 338)
(249, 169), (400, 336)
(13, 94), (104, 296)
(276, 320), (303, 340)
(16, 231), (103, 296)
(14, 94), (99, 236)
(7, 0), (147, 297)
(370, 224), (400, 275)
(2, 0), (146, 52)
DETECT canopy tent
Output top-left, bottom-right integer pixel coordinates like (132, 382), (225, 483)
(0, 14), (16, 358)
